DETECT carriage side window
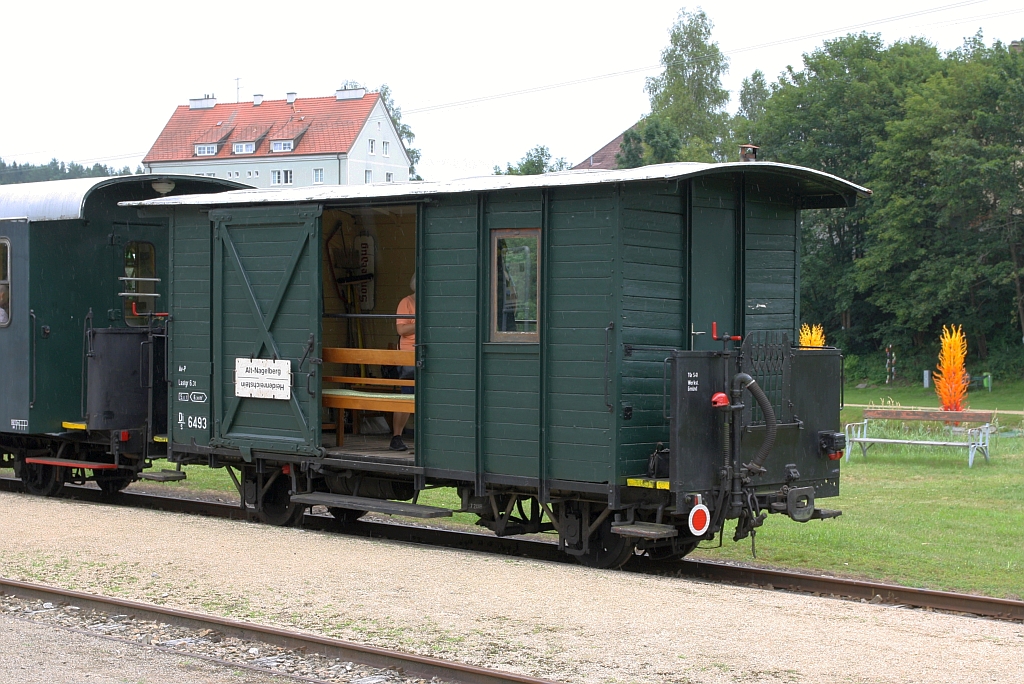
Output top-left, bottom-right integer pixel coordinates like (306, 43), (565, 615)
(491, 228), (540, 342)
(123, 241), (157, 327)
(0, 239), (10, 327)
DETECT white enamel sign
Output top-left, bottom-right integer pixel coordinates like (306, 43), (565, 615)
(234, 358), (292, 400)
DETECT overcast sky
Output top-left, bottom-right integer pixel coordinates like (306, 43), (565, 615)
(2, 0), (1021, 181)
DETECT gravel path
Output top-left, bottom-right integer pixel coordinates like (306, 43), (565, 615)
(1, 490), (1022, 683)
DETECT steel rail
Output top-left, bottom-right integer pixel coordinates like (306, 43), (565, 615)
(2, 476), (1022, 622)
(0, 576), (559, 684)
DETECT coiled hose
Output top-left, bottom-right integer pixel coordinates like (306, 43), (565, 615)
(732, 372), (777, 470)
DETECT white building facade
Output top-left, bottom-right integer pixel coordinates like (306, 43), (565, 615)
(143, 90), (411, 188)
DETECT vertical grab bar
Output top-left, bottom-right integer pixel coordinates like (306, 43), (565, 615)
(662, 357), (673, 421)
(603, 322), (615, 412)
(29, 310), (37, 408)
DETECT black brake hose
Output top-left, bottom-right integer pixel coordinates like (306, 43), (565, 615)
(732, 373), (777, 471)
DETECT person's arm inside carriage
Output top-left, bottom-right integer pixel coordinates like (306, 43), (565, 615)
(391, 274), (416, 451)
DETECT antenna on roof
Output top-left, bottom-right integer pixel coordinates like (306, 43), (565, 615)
(235, 77), (241, 103)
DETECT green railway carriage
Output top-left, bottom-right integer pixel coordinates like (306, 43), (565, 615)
(125, 161), (868, 567)
(0, 175), (245, 495)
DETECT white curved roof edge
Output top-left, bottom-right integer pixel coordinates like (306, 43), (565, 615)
(0, 174), (250, 222)
(122, 161), (871, 209)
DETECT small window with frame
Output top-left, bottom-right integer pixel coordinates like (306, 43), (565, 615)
(491, 228), (540, 342)
(123, 241), (158, 326)
(0, 238), (10, 327)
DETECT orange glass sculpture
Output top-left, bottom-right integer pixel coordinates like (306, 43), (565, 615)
(799, 323), (826, 347)
(933, 325), (969, 411)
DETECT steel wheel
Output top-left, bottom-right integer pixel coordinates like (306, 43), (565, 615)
(575, 516), (636, 570)
(256, 473), (304, 526)
(21, 461), (64, 497)
(95, 469), (134, 496)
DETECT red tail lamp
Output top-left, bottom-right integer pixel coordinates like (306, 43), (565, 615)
(120, 430), (130, 442)
(828, 450), (843, 461)
(688, 494), (711, 536)
(281, 464), (291, 475)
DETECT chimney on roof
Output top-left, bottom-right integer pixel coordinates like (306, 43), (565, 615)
(189, 95), (217, 110)
(336, 87), (366, 101)
(287, 92), (297, 105)
(739, 144), (759, 162)
(253, 94), (264, 106)
(1011, 40), (1023, 54)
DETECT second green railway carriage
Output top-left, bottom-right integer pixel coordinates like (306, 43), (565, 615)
(125, 161), (868, 567)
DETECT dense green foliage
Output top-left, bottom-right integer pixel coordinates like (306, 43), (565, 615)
(754, 35), (1024, 378)
(493, 145), (571, 175)
(0, 157), (135, 185)
(626, 7), (1024, 377)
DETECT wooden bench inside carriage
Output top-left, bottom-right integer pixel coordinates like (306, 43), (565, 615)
(844, 408), (994, 467)
(321, 347), (415, 447)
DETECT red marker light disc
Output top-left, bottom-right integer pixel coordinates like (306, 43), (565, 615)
(688, 503), (711, 536)
(711, 392), (729, 408)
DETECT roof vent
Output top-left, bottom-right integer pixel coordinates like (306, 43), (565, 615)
(1011, 40), (1022, 54)
(253, 94), (264, 106)
(740, 144), (759, 162)
(336, 87), (366, 101)
(189, 95), (217, 110)
(286, 92), (297, 104)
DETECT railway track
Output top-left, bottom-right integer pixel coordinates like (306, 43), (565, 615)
(0, 576), (558, 684)
(2, 476), (1022, 622)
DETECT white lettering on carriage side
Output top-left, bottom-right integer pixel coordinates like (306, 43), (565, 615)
(177, 412), (207, 430)
(178, 392), (190, 402)
(234, 358), (291, 400)
(10, 419), (28, 431)
(687, 371), (699, 392)
(190, 392), (207, 403)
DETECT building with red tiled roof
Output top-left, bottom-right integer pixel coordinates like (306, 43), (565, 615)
(143, 89), (411, 188)
(572, 130), (628, 171)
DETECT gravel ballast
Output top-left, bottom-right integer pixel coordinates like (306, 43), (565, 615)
(1, 490), (1022, 683)
(0, 610), (300, 684)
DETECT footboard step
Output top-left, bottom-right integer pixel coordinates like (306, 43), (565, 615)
(290, 492), (453, 518)
(610, 521), (679, 539)
(139, 469), (187, 482)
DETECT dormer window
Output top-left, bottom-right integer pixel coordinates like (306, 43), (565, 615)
(271, 140), (293, 152)
(233, 142), (255, 154)
(195, 144), (217, 156)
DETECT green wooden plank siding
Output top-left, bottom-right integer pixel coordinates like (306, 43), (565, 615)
(543, 187), (618, 483)
(418, 197), (478, 473)
(744, 181), (798, 337)
(617, 182), (685, 481)
(479, 191), (542, 478)
(169, 210), (214, 447)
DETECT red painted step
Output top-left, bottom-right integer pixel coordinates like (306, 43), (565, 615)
(23, 458), (119, 470)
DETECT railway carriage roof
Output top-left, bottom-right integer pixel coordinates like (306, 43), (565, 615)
(123, 161), (871, 211)
(0, 174), (249, 222)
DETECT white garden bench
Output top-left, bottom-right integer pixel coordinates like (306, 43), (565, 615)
(845, 408), (993, 467)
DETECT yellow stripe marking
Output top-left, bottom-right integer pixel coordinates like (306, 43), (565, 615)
(62, 422), (87, 431)
(153, 435), (168, 443)
(626, 478), (670, 490)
